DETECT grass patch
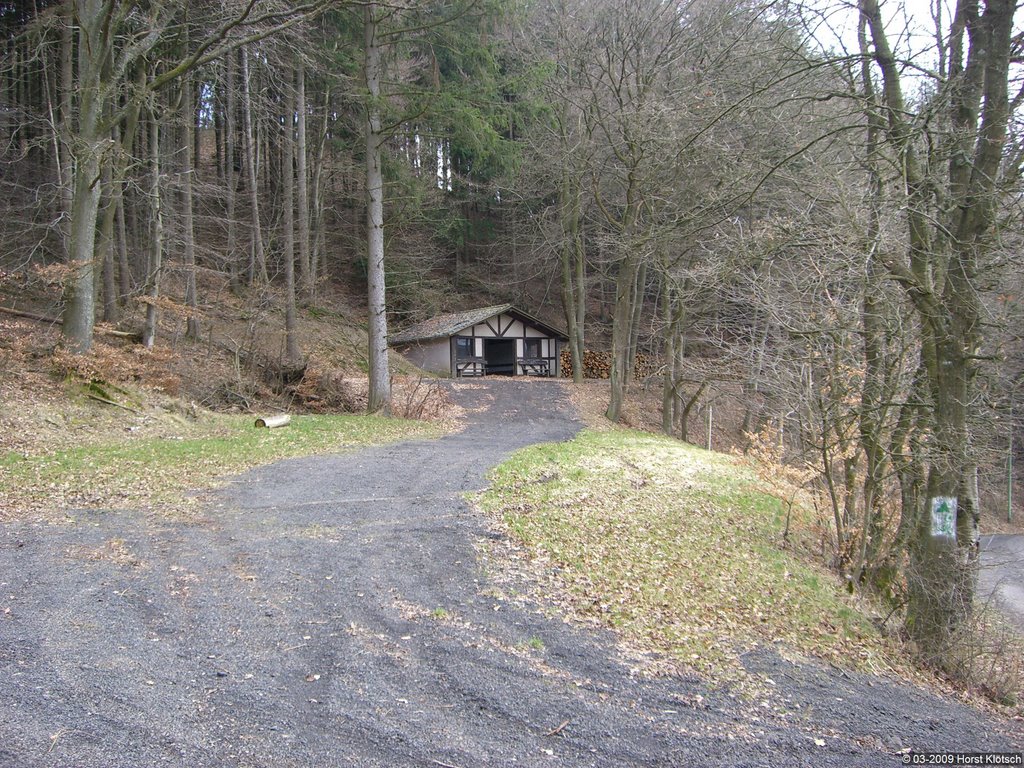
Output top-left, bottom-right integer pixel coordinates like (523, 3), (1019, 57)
(478, 429), (894, 678)
(1, 412), (440, 518)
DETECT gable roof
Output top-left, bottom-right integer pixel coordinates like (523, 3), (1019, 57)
(390, 304), (567, 345)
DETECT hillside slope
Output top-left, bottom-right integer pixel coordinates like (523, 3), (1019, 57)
(478, 428), (897, 680)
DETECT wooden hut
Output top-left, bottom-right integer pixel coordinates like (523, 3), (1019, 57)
(390, 304), (567, 377)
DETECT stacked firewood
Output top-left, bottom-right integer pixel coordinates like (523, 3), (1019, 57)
(560, 349), (659, 379)
(559, 348), (607, 378)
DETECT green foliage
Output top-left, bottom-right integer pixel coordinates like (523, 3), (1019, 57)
(408, 0), (523, 186)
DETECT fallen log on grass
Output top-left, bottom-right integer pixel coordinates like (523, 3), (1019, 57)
(255, 414), (291, 429)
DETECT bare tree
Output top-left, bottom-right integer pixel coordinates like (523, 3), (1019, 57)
(180, 68), (200, 339)
(364, 0), (390, 414)
(282, 57), (301, 364)
(857, 0), (1019, 657)
(240, 44), (268, 286)
(142, 103), (164, 349)
(295, 54), (313, 297)
(44, 0), (333, 352)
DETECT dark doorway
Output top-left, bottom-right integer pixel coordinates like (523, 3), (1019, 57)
(484, 338), (515, 376)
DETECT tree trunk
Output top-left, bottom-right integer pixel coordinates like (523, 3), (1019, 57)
(890, 361), (928, 547)
(679, 381), (708, 445)
(295, 57), (312, 297)
(364, 2), (391, 414)
(907, 331), (981, 657)
(282, 65), (301, 365)
(225, 49), (239, 290)
(558, 171), (585, 383)
(142, 110), (163, 349)
(854, 8), (893, 587)
(241, 46), (267, 285)
(214, 71), (224, 182)
(57, 3), (74, 243)
(115, 174), (131, 300)
(661, 275), (683, 435)
(308, 87), (330, 286)
(606, 253), (639, 421)
(181, 73), (200, 339)
(99, 155), (118, 323)
(99, 100), (139, 309)
(860, 0), (1014, 657)
(60, 0), (113, 353)
(625, 260), (647, 383)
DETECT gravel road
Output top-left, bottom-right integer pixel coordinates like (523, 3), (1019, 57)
(1, 380), (1021, 767)
(981, 534), (1024, 633)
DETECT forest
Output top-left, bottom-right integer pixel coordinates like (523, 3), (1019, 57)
(1, 0), (1023, 673)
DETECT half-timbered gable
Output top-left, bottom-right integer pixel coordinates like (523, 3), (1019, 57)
(390, 304), (567, 378)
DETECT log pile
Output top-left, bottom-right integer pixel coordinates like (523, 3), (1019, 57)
(560, 348), (660, 379)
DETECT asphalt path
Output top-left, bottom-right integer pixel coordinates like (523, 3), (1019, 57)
(981, 534), (1024, 632)
(1, 380), (1020, 767)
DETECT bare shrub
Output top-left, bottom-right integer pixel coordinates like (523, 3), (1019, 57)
(208, 380), (262, 410)
(292, 368), (368, 413)
(392, 376), (447, 421)
(940, 608), (1023, 708)
(742, 422), (819, 552)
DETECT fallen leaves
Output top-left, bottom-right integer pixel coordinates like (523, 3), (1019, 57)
(65, 538), (144, 568)
(478, 429), (900, 681)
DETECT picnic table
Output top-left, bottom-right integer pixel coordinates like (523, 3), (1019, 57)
(518, 357), (551, 376)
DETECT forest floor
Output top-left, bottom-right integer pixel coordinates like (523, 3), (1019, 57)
(1, 378), (1022, 767)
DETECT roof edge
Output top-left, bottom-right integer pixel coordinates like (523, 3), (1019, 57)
(390, 303), (567, 345)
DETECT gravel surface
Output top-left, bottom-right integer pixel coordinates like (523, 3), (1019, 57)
(1, 379), (1021, 767)
(981, 534), (1024, 632)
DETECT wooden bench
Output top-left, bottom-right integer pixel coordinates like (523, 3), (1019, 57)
(455, 357), (487, 377)
(518, 357), (551, 376)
